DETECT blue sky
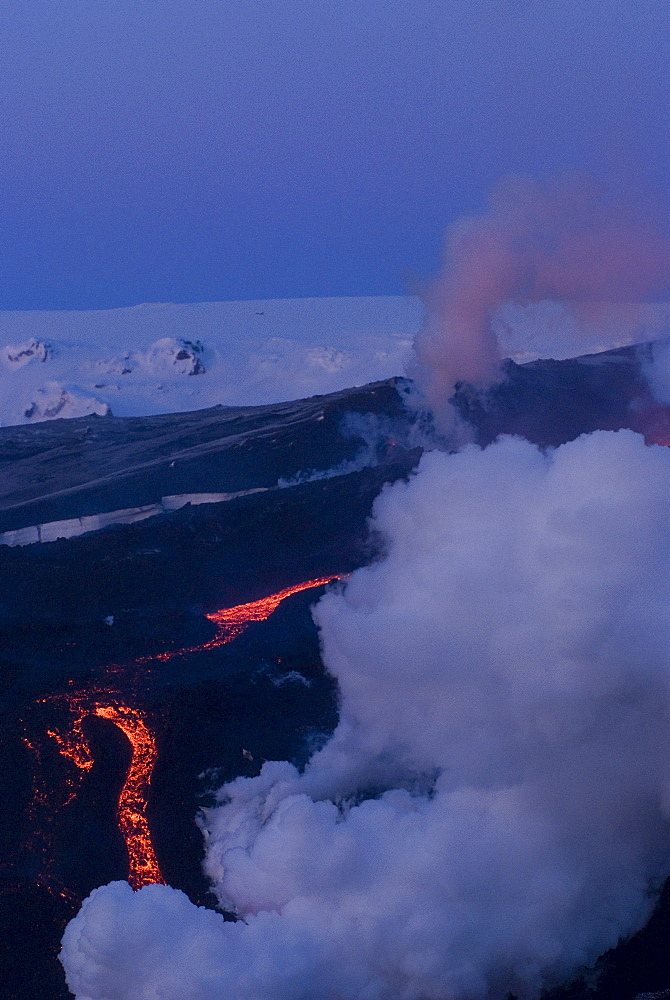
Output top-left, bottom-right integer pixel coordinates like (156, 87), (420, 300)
(1, 0), (669, 309)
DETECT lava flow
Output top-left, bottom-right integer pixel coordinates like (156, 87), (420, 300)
(46, 695), (164, 889)
(150, 575), (342, 661)
(32, 575), (342, 893)
(93, 705), (163, 888)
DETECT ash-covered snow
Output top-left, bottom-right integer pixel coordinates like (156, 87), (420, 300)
(1, 295), (668, 426)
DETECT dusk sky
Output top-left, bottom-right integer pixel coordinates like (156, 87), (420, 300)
(1, 1), (669, 310)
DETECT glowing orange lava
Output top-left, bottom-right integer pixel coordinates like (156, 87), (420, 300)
(34, 575), (342, 892)
(204, 576), (341, 644)
(46, 725), (94, 773)
(151, 575), (341, 661)
(46, 697), (164, 888)
(93, 705), (163, 888)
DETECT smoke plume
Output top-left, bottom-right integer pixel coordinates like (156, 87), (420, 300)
(411, 176), (670, 432)
(641, 337), (670, 410)
(61, 429), (670, 1000)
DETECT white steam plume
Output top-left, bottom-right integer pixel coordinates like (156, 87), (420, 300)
(277, 411), (431, 488)
(411, 175), (670, 434)
(642, 337), (670, 408)
(61, 429), (670, 1000)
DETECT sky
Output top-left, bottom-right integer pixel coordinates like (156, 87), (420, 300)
(1, 0), (669, 310)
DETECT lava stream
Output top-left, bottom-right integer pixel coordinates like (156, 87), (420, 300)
(46, 697), (164, 889)
(151, 575), (341, 661)
(93, 705), (163, 888)
(35, 575), (343, 892)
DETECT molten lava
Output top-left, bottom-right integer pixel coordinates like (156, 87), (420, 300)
(45, 696), (164, 889)
(204, 576), (341, 646)
(46, 724), (94, 773)
(32, 575), (341, 892)
(93, 705), (163, 888)
(152, 575), (341, 661)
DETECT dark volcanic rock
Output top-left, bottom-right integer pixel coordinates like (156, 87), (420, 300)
(0, 454), (420, 628)
(0, 379), (409, 533)
(452, 345), (654, 448)
(2, 355), (669, 1000)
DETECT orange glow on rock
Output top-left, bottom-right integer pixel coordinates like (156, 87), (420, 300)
(34, 575), (343, 892)
(46, 725), (94, 773)
(203, 576), (341, 647)
(152, 575), (341, 661)
(47, 697), (165, 889)
(93, 705), (163, 889)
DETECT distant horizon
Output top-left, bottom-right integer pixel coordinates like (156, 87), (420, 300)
(5, 291), (670, 318)
(0, 291), (419, 315)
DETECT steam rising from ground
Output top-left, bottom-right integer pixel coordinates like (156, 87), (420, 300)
(642, 338), (670, 406)
(61, 429), (670, 1000)
(278, 410), (431, 487)
(412, 176), (670, 433)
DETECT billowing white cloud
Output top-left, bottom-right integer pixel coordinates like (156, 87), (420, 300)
(61, 430), (670, 1000)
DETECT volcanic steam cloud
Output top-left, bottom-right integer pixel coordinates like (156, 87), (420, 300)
(411, 175), (670, 432)
(61, 428), (670, 1000)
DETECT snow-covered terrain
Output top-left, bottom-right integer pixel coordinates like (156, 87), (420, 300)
(1, 295), (669, 426)
(0, 490), (268, 548)
(0, 297), (418, 426)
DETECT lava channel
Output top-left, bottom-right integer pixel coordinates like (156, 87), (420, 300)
(47, 697), (164, 889)
(93, 705), (163, 888)
(36, 575), (343, 890)
(150, 575), (342, 661)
